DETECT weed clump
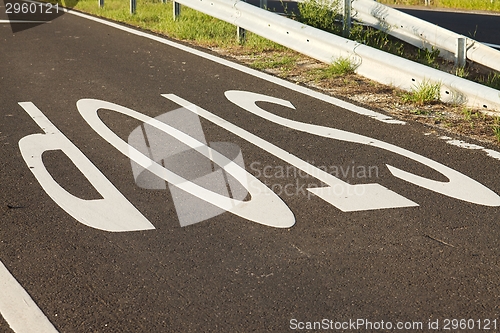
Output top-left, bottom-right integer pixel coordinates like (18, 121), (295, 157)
(297, 0), (342, 35)
(315, 57), (357, 78)
(480, 72), (500, 90)
(402, 80), (441, 105)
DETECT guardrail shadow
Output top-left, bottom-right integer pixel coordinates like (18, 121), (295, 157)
(3, 0), (77, 33)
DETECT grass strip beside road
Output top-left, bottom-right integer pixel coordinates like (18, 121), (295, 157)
(61, 0), (282, 51)
(379, 0), (500, 13)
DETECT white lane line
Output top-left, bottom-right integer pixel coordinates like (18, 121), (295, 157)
(0, 20), (49, 23)
(0, 260), (59, 333)
(163, 92), (418, 211)
(437, 135), (500, 161)
(21, 0), (405, 125)
(76, 98), (295, 227)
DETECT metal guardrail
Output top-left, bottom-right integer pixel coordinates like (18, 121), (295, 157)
(484, 42), (500, 50)
(173, 0), (500, 112)
(352, 0), (500, 72)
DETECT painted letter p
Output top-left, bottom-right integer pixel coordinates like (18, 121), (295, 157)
(18, 102), (155, 232)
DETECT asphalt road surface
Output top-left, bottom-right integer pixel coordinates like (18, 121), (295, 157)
(397, 7), (500, 46)
(2, 3), (500, 333)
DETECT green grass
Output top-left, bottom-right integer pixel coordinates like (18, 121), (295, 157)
(378, 0), (500, 12)
(402, 80), (441, 105)
(312, 57), (357, 79)
(349, 25), (405, 56)
(480, 72), (500, 90)
(349, 25), (444, 70)
(462, 107), (473, 121)
(493, 117), (500, 141)
(415, 47), (440, 68)
(461, 108), (484, 128)
(297, 0), (342, 35)
(55, 0), (283, 50)
(250, 54), (300, 72)
(455, 66), (470, 78)
(410, 108), (432, 115)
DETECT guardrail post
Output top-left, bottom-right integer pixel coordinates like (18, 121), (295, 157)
(424, 0), (430, 5)
(237, 26), (246, 44)
(130, 0), (136, 14)
(98, 0), (104, 8)
(173, 1), (181, 19)
(237, 0), (246, 43)
(456, 37), (466, 68)
(343, 0), (351, 37)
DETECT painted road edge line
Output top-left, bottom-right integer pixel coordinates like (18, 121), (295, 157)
(21, 0), (405, 125)
(0, 20), (50, 23)
(439, 135), (500, 161)
(0, 260), (59, 333)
